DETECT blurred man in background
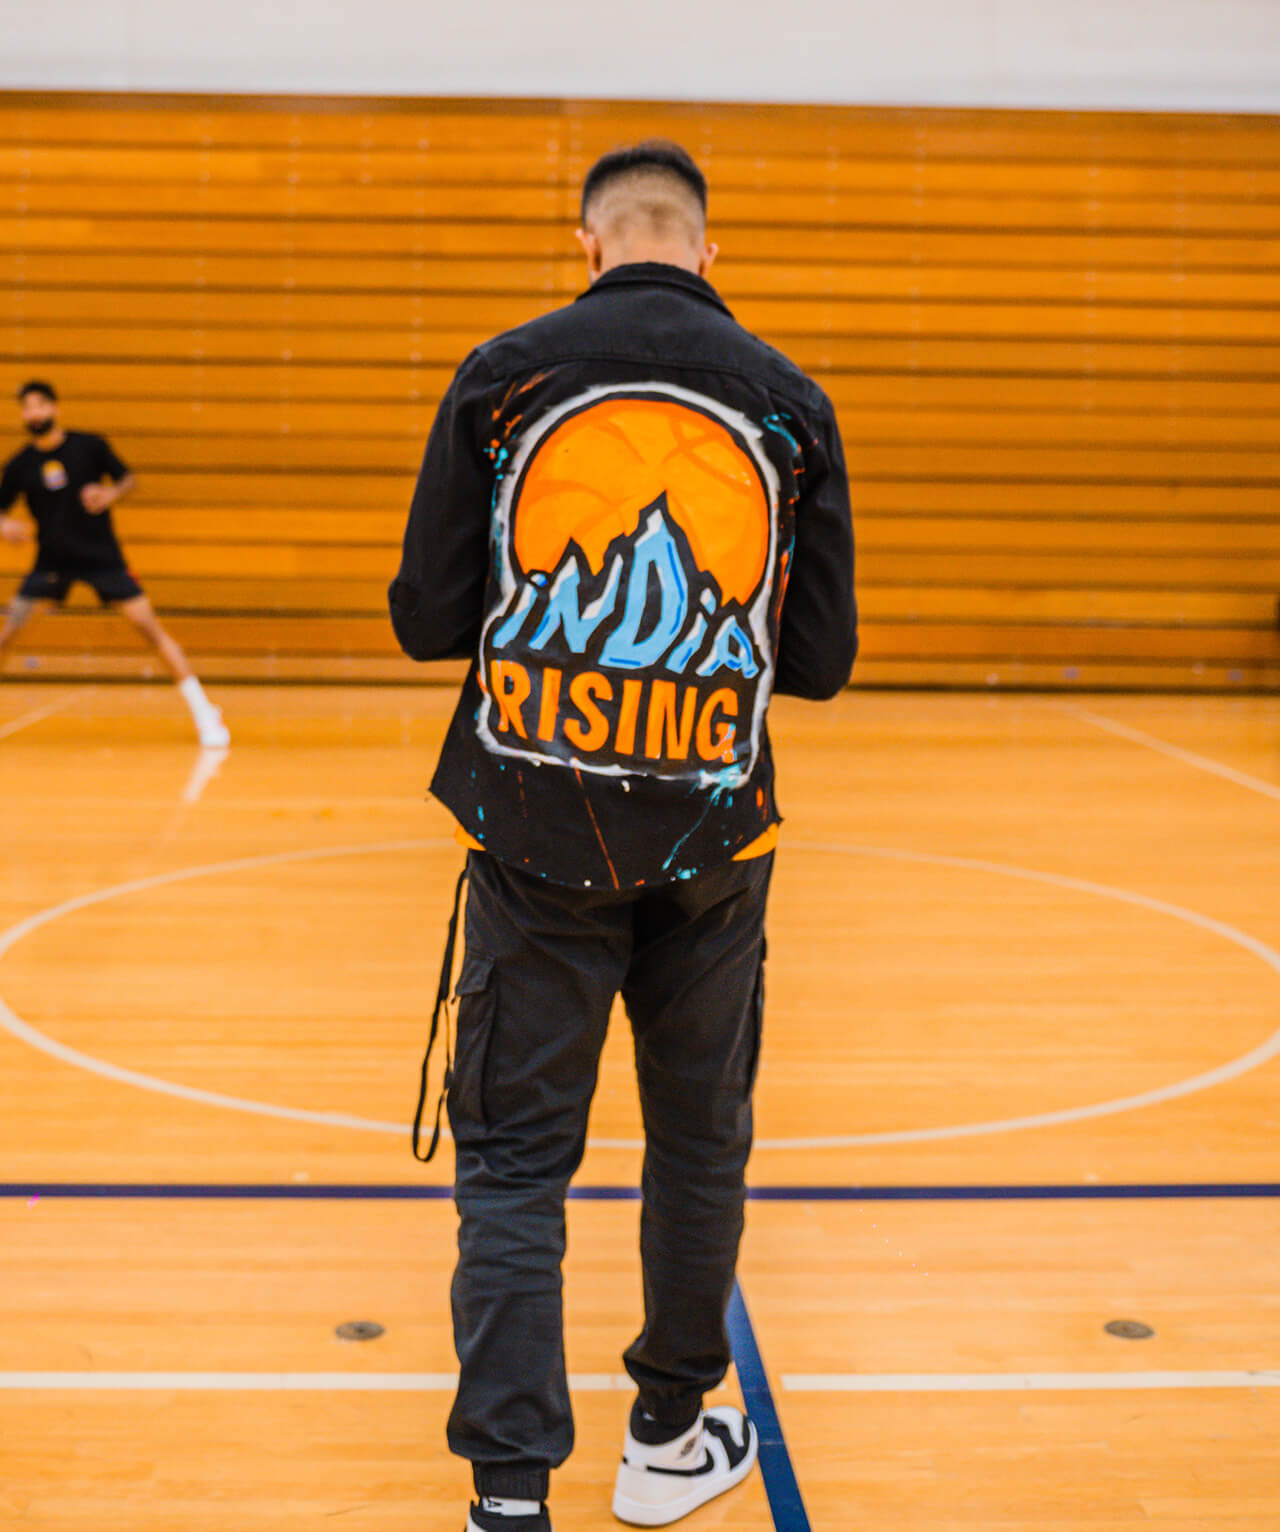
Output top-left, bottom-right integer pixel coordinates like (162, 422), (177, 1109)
(0, 379), (229, 747)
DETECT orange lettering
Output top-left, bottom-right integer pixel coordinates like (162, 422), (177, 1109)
(537, 666), (562, 741)
(564, 671), (612, 753)
(615, 678), (643, 756)
(491, 660), (531, 737)
(645, 680), (697, 761)
(696, 689), (738, 762)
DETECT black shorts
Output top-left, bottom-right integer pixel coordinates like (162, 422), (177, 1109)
(18, 565), (145, 606)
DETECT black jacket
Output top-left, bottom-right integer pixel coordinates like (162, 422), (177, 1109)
(390, 262), (856, 889)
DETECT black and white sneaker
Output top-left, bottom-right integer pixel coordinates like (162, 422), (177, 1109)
(612, 1402), (758, 1526)
(465, 1498), (551, 1532)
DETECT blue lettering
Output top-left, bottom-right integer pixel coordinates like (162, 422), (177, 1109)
(526, 552), (623, 653)
(491, 582), (539, 648)
(664, 612), (707, 674)
(599, 510), (689, 671)
(696, 615), (760, 679)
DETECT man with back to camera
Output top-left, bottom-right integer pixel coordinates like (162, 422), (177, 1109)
(389, 141), (856, 1532)
(0, 379), (230, 747)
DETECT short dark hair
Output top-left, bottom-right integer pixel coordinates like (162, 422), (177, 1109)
(580, 140), (708, 224)
(17, 379), (57, 403)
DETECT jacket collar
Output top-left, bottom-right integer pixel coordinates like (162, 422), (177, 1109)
(576, 262), (733, 316)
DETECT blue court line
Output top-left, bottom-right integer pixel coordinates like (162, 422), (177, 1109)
(3, 1182), (1279, 1200)
(4, 1179), (813, 1530)
(746, 1182), (1280, 1201)
(727, 1280), (810, 1532)
(11, 1181), (1276, 1532)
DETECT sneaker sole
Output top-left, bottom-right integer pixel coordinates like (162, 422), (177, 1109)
(611, 1421), (758, 1526)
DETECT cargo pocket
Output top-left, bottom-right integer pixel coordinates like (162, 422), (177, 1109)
(449, 952), (497, 1134)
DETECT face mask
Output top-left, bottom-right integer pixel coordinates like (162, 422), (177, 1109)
(25, 416), (56, 437)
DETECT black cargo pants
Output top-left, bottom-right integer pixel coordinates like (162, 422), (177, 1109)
(443, 846), (773, 1502)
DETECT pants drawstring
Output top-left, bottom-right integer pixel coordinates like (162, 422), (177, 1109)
(412, 864), (469, 1163)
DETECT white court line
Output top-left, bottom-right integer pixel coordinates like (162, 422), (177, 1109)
(0, 1371), (632, 1391)
(0, 840), (451, 1136)
(774, 842), (1280, 1150)
(783, 1370), (1280, 1393)
(0, 687), (91, 742)
(3, 839), (1280, 1151)
(5, 1370), (1277, 1394)
(1062, 703), (1280, 806)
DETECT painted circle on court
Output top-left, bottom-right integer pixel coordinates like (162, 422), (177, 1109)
(1, 838), (1278, 1151)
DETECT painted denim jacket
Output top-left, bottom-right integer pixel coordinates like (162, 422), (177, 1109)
(391, 263), (856, 889)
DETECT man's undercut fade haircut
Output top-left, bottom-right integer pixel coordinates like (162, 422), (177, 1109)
(18, 379), (57, 403)
(580, 140), (708, 225)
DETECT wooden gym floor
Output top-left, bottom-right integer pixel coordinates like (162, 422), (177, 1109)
(1, 681), (1278, 1529)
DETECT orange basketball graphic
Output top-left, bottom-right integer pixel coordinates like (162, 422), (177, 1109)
(512, 398), (769, 607)
(480, 384), (778, 785)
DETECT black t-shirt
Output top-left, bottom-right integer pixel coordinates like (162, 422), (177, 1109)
(0, 430), (130, 568)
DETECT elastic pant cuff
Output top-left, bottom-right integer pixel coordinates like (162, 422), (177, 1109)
(630, 1396), (702, 1443)
(474, 1464), (551, 1501)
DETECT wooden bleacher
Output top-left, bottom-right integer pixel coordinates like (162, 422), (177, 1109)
(0, 92), (1277, 689)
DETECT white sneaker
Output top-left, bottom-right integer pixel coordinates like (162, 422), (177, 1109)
(196, 708), (230, 749)
(612, 1404), (758, 1526)
(465, 1500), (550, 1531)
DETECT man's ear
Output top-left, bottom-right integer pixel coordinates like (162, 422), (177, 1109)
(576, 227), (604, 282)
(698, 241), (719, 278)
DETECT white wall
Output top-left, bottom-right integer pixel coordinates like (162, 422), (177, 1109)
(5, 0), (1280, 113)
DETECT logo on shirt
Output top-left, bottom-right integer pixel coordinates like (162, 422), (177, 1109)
(477, 383), (780, 786)
(41, 460), (68, 491)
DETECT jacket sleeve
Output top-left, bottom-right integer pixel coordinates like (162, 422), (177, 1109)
(773, 394), (858, 700)
(389, 351), (496, 662)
